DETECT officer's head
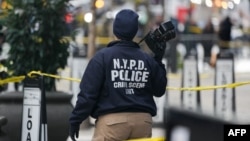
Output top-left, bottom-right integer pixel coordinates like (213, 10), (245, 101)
(113, 9), (139, 41)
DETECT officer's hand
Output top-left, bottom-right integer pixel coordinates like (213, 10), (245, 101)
(154, 42), (166, 62)
(69, 124), (79, 141)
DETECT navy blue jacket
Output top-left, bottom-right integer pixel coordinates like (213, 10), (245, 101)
(70, 40), (167, 126)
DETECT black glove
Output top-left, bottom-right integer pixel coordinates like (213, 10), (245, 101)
(144, 33), (166, 62)
(69, 124), (79, 141)
(153, 42), (166, 62)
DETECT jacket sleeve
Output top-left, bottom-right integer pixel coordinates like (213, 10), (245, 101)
(151, 60), (167, 97)
(69, 55), (104, 126)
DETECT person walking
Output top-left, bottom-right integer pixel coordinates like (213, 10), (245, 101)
(210, 16), (233, 67)
(201, 18), (215, 64)
(69, 9), (167, 141)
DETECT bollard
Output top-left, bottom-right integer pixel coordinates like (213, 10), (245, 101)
(181, 48), (201, 111)
(21, 76), (47, 141)
(214, 50), (236, 120)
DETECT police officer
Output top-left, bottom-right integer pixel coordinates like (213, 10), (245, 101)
(69, 9), (167, 141)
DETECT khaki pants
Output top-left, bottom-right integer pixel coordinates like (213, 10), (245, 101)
(92, 112), (152, 141)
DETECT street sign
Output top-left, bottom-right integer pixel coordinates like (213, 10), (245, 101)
(181, 52), (201, 111)
(214, 51), (236, 120)
(21, 76), (47, 141)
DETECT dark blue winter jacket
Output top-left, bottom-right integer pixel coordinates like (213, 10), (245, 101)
(70, 40), (167, 126)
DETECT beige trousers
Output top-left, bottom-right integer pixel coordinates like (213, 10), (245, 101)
(92, 112), (152, 141)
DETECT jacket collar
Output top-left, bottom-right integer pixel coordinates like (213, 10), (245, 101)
(107, 40), (140, 48)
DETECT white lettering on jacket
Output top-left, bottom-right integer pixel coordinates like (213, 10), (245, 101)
(111, 58), (149, 94)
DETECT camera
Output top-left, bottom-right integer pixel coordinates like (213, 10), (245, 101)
(140, 21), (176, 53)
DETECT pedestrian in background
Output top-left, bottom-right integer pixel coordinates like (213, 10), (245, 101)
(182, 17), (201, 57)
(69, 9), (167, 141)
(201, 18), (215, 64)
(210, 16), (233, 67)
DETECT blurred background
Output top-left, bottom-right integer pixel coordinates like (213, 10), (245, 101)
(0, 0), (249, 141)
(63, 0), (250, 66)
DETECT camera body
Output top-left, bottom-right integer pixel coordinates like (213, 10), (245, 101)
(143, 21), (176, 53)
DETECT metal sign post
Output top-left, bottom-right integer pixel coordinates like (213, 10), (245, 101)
(21, 76), (47, 141)
(181, 49), (201, 111)
(214, 51), (236, 120)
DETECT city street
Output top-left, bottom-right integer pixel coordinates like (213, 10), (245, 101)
(0, 0), (249, 141)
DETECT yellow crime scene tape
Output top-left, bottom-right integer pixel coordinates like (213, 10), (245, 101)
(126, 137), (165, 141)
(1, 70), (250, 91)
